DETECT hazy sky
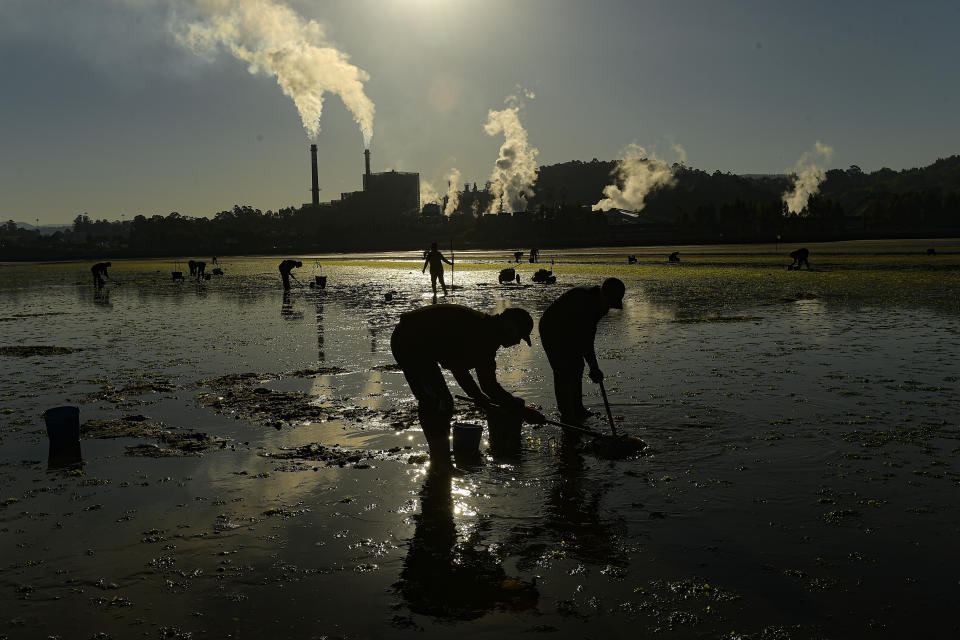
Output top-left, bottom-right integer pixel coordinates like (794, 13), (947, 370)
(2, 0), (959, 225)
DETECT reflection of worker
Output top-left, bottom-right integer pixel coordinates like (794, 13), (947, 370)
(422, 242), (453, 300)
(390, 304), (546, 464)
(398, 467), (538, 617)
(278, 259), (302, 290)
(91, 262), (111, 288)
(788, 248), (810, 270)
(538, 278), (625, 422)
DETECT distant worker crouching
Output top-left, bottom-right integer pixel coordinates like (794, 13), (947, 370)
(390, 305), (546, 464)
(279, 259), (303, 290)
(539, 278), (625, 423)
(788, 248), (810, 270)
(91, 262), (111, 288)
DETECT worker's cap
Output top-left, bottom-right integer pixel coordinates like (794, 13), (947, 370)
(602, 277), (625, 309)
(500, 307), (533, 346)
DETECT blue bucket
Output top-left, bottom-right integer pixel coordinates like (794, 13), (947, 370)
(44, 406), (80, 446)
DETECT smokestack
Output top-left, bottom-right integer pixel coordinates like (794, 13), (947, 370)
(364, 149), (371, 176)
(310, 144), (319, 207)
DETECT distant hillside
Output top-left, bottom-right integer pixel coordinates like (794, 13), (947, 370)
(11, 222), (72, 235)
(530, 155), (960, 229)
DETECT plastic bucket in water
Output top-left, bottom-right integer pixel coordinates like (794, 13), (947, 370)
(487, 406), (522, 436)
(44, 406), (80, 446)
(452, 422), (483, 456)
(315, 275), (327, 289)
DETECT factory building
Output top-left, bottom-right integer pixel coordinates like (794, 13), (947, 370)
(306, 146), (420, 223)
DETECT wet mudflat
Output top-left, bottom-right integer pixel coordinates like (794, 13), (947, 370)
(1, 240), (959, 639)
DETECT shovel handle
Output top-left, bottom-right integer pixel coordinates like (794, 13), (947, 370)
(598, 379), (618, 436)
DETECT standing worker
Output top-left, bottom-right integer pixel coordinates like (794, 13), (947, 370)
(278, 259), (303, 290)
(91, 262), (111, 288)
(390, 304), (546, 465)
(194, 260), (207, 281)
(538, 278), (625, 423)
(422, 242), (453, 301)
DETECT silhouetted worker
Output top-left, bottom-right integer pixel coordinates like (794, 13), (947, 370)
(926, 248), (936, 256)
(539, 278), (625, 422)
(91, 262), (111, 288)
(788, 248), (810, 270)
(514, 250), (523, 263)
(627, 254), (637, 264)
(188, 260), (198, 277)
(422, 242), (453, 299)
(194, 261), (206, 281)
(212, 256), (218, 265)
(278, 259), (303, 290)
(390, 304), (546, 464)
(668, 251), (680, 263)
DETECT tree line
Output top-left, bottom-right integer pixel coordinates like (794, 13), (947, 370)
(2, 156), (958, 260)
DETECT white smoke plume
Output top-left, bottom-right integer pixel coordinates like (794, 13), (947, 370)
(420, 181), (441, 206)
(782, 141), (834, 214)
(592, 143), (677, 212)
(443, 168), (461, 216)
(176, 0), (375, 145)
(483, 95), (539, 213)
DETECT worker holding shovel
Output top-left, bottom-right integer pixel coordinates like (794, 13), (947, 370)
(278, 259), (303, 291)
(390, 304), (546, 466)
(538, 278), (625, 424)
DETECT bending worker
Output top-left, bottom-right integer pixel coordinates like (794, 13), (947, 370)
(422, 242), (453, 299)
(391, 304), (546, 464)
(538, 278), (625, 422)
(278, 259), (303, 290)
(91, 261), (111, 288)
(788, 247), (810, 270)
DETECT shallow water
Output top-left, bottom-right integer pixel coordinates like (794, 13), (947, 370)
(1, 240), (959, 639)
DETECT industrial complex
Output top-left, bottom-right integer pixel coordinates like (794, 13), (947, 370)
(306, 145), (420, 223)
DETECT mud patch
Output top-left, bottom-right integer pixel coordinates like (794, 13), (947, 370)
(196, 371), (414, 430)
(672, 316), (762, 324)
(371, 363), (403, 372)
(0, 345), (76, 356)
(85, 377), (179, 403)
(0, 312), (69, 322)
(287, 366), (347, 377)
(82, 415), (226, 456)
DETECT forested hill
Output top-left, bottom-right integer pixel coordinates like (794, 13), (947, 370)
(531, 155), (960, 223)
